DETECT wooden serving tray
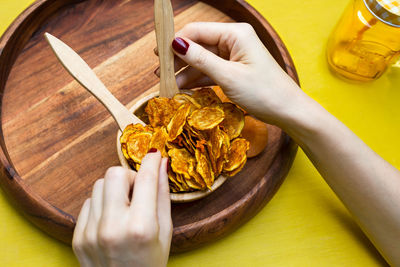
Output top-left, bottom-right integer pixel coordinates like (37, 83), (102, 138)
(0, 0), (299, 252)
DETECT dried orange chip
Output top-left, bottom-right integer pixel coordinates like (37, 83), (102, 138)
(204, 129), (218, 174)
(168, 168), (182, 189)
(223, 138), (249, 172)
(173, 93), (202, 109)
(216, 153), (225, 176)
(216, 130), (230, 175)
(120, 124), (136, 145)
(208, 150), (217, 174)
(135, 163), (141, 171)
(195, 139), (207, 153)
(120, 124), (149, 144)
(188, 163), (206, 189)
(181, 131), (195, 154)
(166, 141), (180, 151)
(168, 148), (194, 179)
(167, 103), (191, 141)
(121, 143), (130, 160)
(149, 127), (168, 157)
(185, 177), (204, 190)
(145, 97), (177, 128)
(185, 130), (197, 149)
(208, 126), (224, 159)
(184, 124), (203, 140)
(170, 184), (179, 193)
(175, 172), (184, 183)
(178, 173), (191, 191)
(187, 106), (225, 130)
(192, 87), (222, 107)
(225, 157), (247, 177)
(126, 132), (153, 163)
(195, 149), (215, 189)
(213, 86), (248, 114)
(212, 86), (230, 103)
(170, 135), (185, 147)
(219, 103), (245, 140)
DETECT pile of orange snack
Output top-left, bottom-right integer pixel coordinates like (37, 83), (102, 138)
(120, 88), (249, 193)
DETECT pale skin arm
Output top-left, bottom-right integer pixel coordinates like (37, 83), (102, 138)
(169, 22), (400, 265)
(281, 86), (400, 264)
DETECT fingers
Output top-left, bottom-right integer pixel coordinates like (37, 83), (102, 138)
(154, 43), (221, 78)
(176, 66), (215, 89)
(154, 56), (187, 77)
(157, 158), (172, 237)
(157, 158), (172, 265)
(73, 179), (105, 267)
(85, 179), (104, 238)
(73, 199), (92, 266)
(176, 22), (232, 47)
(83, 179), (105, 265)
(172, 36), (232, 86)
(130, 150), (162, 222)
(176, 22), (259, 54)
(175, 22), (241, 60)
(102, 167), (136, 218)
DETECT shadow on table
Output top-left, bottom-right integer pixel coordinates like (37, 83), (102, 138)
(327, 203), (389, 266)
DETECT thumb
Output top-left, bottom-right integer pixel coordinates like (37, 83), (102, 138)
(172, 37), (231, 85)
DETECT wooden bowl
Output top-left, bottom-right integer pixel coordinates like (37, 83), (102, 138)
(0, 0), (299, 252)
(116, 91), (228, 203)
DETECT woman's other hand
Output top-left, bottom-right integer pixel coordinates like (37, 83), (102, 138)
(72, 150), (172, 267)
(167, 22), (302, 126)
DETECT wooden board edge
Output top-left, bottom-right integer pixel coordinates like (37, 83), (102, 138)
(0, 0), (301, 248)
(0, 0), (83, 92)
(0, 151), (75, 244)
(0, 0), (81, 245)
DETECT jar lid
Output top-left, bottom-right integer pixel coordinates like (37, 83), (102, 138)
(365, 0), (400, 26)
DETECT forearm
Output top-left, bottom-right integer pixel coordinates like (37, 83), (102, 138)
(274, 90), (400, 265)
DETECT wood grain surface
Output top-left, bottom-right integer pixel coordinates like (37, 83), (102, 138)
(0, 0), (299, 252)
(44, 32), (144, 130)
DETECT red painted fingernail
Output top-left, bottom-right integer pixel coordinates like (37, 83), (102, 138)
(148, 148), (157, 153)
(172, 37), (189, 55)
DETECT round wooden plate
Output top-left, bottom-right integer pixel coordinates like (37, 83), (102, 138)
(0, 0), (299, 252)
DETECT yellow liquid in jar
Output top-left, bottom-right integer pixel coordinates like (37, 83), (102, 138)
(327, 0), (400, 81)
(329, 40), (395, 81)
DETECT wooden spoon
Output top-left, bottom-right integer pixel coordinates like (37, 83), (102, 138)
(154, 0), (180, 98)
(44, 33), (144, 131)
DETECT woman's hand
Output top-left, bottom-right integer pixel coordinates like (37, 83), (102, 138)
(165, 22), (303, 126)
(72, 150), (172, 267)
(166, 22), (400, 265)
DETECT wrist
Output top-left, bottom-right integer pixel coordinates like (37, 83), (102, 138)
(271, 89), (328, 145)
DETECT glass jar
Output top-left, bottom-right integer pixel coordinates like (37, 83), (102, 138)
(327, 0), (400, 81)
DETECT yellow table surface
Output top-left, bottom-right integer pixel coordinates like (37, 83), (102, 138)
(1, 0), (399, 266)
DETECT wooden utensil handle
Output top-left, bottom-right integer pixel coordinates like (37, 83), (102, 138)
(154, 0), (180, 98)
(44, 33), (143, 131)
(83, 82), (144, 131)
